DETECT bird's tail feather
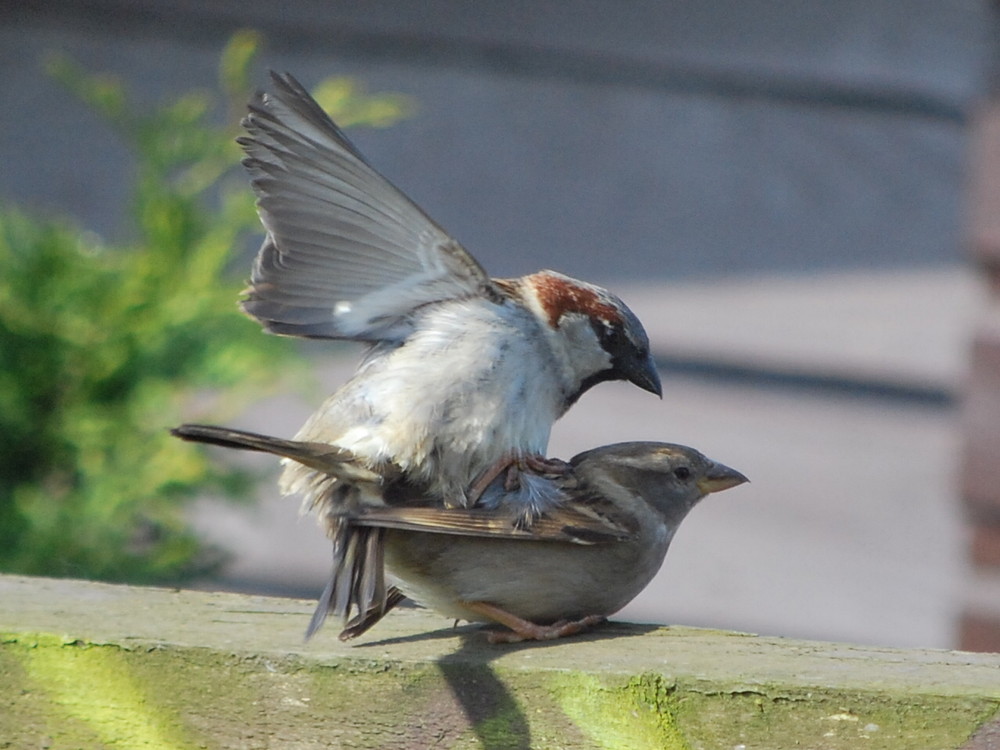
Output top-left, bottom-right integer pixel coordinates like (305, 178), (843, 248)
(170, 423), (390, 482)
(339, 586), (406, 640)
(171, 422), (400, 639)
(306, 519), (394, 641)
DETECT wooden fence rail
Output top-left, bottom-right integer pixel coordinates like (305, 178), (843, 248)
(2, 574), (998, 749)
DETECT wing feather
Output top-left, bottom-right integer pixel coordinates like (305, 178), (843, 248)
(239, 72), (498, 342)
(352, 502), (634, 545)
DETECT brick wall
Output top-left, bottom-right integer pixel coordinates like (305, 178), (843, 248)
(961, 7), (1000, 650)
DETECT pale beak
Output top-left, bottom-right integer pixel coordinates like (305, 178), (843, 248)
(697, 461), (749, 495)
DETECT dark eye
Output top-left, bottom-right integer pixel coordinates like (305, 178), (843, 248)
(673, 466), (691, 480)
(591, 318), (624, 349)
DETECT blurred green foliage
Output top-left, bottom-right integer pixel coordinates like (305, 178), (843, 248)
(0, 31), (410, 583)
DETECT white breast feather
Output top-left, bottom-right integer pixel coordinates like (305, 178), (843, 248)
(287, 298), (566, 503)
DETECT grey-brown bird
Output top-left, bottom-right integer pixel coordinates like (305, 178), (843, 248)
(171, 425), (747, 642)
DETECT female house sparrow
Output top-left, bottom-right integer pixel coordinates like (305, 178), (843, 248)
(236, 73), (661, 515)
(346, 441), (747, 642)
(171, 426), (746, 642)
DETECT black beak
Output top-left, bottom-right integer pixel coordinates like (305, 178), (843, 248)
(622, 349), (662, 397)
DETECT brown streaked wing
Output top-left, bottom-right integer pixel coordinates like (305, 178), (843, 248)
(352, 499), (634, 545)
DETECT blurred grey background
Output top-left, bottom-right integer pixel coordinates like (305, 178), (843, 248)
(2, 1), (994, 649)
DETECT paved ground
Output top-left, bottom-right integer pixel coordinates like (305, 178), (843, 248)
(188, 266), (981, 649)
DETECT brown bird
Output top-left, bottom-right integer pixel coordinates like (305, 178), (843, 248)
(172, 425), (746, 642)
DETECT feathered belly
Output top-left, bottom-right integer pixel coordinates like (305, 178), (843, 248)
(355, 361), (559, 493)
(292, 320), (563, 503)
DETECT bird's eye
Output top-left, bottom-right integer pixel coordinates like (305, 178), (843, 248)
(673, 466), (691, 480)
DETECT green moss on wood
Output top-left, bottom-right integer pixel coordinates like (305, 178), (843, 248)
(4, 634), (198, 749)
(666, 682), (997, 750)
(549, 672), (688, 749)
(2, 576), (999, 750)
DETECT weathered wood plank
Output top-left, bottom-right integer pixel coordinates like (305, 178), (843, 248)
(2, 574), (998, 749)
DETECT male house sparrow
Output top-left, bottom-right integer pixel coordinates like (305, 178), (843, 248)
(235, 73), (661, 516)
(171, 426), (746, 642)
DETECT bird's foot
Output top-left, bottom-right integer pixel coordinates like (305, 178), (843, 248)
(486, 615), (606, 644)
(503, 454), (572, 491)
(467, 454), (572, 503)
(466, 454), (516, 505)
(463, 600), (607, 643)
(522, 454), (572, 477)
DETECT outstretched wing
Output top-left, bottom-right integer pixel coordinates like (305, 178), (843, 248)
(239, 72), (499, 342)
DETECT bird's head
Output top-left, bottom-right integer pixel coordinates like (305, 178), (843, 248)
(570, 442), (748, 525)
(521, 270), (661, 408)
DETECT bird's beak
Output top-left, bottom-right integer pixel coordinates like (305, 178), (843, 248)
(623, 350), (663, 397)
(697, 461), (749, 495)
